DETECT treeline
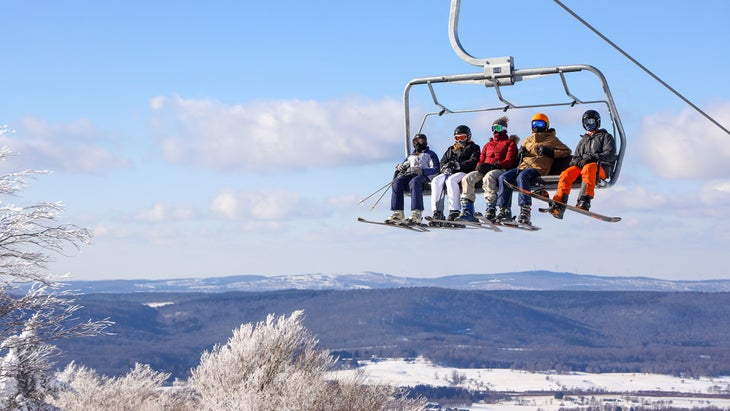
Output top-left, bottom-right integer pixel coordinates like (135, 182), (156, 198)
(54, 288), (730, 379)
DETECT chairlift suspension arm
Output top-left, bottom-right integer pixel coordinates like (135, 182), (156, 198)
(402, 0), (628, 187)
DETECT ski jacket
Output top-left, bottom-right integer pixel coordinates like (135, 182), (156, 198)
(478, 133), (518, 170)
(518, 129), (571, 176)
(572, 128), (617, 170)
(400, 148), (440, 180)
(440, 141), (481, 173)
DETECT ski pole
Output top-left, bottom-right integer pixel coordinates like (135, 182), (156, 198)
(370, 184), (391, 211)
(359, 179), (395, 204)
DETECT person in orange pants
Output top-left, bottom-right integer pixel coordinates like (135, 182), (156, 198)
(548, 110), (617, 218)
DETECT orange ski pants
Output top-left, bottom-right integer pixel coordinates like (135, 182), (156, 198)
(553, 162), (606, 201)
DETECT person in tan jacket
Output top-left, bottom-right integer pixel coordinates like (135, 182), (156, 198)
(495, 113), (571, 225)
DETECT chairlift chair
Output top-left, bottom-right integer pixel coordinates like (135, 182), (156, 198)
(403, 0), (626, 193)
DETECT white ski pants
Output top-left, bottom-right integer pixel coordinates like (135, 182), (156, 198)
(430, 172), (466, 212)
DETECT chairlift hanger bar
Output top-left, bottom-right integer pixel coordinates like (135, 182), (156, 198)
(402, 0), (627, 186)
(552, 0), (730, 137)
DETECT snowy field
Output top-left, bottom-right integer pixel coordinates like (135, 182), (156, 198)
(331, 357), (730, 410)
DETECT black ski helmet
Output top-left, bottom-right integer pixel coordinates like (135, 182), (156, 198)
(582, 110), (601, 131)
(412, 133), (427, 143)
(453, 125), (472, 139)
(412, 133), (428, 152)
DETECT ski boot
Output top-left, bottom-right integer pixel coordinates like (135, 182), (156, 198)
(447, 210), (461, 221)
(517, 205), (531, 225)
(484, 204), (497, 222)
(385, 210), (405, 224)
(576, 195), (592, 211)
(495, 207), (512, 223)
(429, 210), (445, 227)
(458, 200), (478, 222)
(548, 195), (568, 220)
(405, 209), (423, 225)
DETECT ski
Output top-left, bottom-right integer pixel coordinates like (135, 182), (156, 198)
(477, 215), (540, 231)
(357, 217), (430, 232)
(424, 216), (471, 229)
(424, 216), (500, 232)
(504, 181), (621, 223)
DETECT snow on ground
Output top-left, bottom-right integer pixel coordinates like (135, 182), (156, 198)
(330, 357), (730, 410)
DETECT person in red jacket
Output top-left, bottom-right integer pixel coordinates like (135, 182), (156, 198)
(458, 116), (519, 222)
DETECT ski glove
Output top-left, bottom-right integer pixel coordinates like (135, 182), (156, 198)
(396, 163), (409, 173)
(406, 166), (423, 176)
(477, 163), (493, 174)
(537, 145), (554, 158)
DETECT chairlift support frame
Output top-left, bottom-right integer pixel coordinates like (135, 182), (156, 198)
(403, 0), (626, 188)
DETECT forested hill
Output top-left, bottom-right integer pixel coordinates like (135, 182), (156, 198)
(56, 288), (730, 380)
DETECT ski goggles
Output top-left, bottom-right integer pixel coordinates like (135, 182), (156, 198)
(491, 124), (506, 133)
(454, 133), (469, 141)
(531, 120), (547, 130)
(583, 118), (598, 130)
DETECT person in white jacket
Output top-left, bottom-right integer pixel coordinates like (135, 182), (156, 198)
(386, 134), (440, 225)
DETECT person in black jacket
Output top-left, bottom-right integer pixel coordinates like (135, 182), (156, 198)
(429, 125), (480, 221)
(547, 110), (617, 218)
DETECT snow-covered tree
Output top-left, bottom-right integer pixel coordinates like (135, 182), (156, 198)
(51, 362), (196, 411)
(190, 310), (424, 411)
(48, 310), (422, 410)
(0, 315), (62, 410)
(0, 142), (112, 407)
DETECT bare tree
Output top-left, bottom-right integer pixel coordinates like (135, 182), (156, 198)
(0, 143), (112, 406)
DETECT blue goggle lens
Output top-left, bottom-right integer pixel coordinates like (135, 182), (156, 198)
(531, 120), (547, 130)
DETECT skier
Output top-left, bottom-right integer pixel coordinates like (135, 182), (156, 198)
(458, 116), (519, 222)
(495, 113), (571, 225)
(386, 134), (440, 225)
(430, 125), (480, 221)
(547, 110), (617, 218)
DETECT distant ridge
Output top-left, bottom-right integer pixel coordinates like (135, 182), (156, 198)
(62, 271), (730, 294)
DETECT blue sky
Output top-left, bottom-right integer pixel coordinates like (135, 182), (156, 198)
(1, 1), (729, 281)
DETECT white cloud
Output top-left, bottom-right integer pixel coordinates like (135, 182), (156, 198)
(210, 191), (239, 219)
(0, 116), (129, 174)
(150, 95), (404, 172)
(638, 102), (730, 179)
(90, 223), (131, 240)
(209, 189), (327, 221)
(135, 203), (196, 223)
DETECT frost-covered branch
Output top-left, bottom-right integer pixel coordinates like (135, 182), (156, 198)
(0, 146), (112, 408)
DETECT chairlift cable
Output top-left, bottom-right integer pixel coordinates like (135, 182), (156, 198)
(553, 0), (730, 137)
